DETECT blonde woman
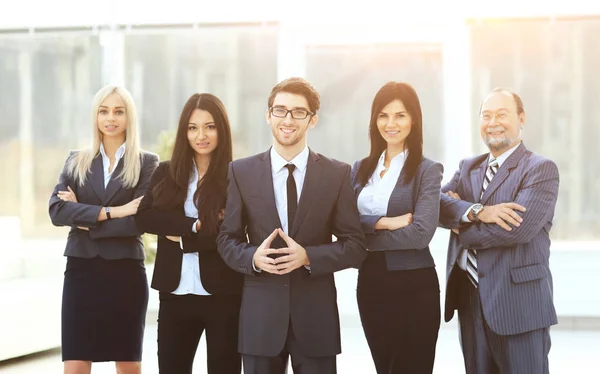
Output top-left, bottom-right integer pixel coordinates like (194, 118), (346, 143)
(49, 85), (158, 374)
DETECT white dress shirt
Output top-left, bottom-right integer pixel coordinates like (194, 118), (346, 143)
(457, 142), (522, 270)
(99, 143), (126, 188)
(270, 146), (309, 235)
(172, 161), (210, 296)
(357, 150), (408, 216)
(252, 146), (310, 273)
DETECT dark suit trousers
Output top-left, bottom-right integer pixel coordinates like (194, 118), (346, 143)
(456, 271), (551, 374)
(157, 292), (241, 374)
(242, 323), (336, 374)
(357, 252), (441, 374)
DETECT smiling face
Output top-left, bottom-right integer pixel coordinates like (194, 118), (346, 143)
(479, 91), (524, 156)
(97, 93), (127, 142)
(187, 109), (218, 158)
(376, 99), (412, 152)
(266, 92), (318, 149)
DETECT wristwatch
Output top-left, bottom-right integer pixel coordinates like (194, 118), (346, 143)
(105, 206), (112, 220)
(470, 203), (484, 222)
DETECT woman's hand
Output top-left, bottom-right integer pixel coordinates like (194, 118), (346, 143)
(375, 213), (413, 231)
(57, 186), (78, 203)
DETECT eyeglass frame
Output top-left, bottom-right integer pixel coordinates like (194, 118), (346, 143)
(479, 110), (513, 123)
(269, 106), (314, 120)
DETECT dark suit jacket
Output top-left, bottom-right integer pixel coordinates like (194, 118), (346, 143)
(217, 148), (367, 357)
(49, 150), (159, 260)
(351, 157), (443, 271)
(135, 161), (242, 295)
(439, 143), (559, 335)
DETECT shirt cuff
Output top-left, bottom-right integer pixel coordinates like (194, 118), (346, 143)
(179, 237), (184, 250)
(252, 262), (262, 273)
(192, 220), (198, 233)
(304, 265), (311, 273)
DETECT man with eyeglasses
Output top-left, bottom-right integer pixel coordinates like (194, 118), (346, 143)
(218, 77), (367, 374)
(439, 87), (559, 373)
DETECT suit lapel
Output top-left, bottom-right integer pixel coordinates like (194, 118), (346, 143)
(104, 157), (125, 204)
(480, 143), (527, 205)
(89, 155), (105, 200)
(259, 150), (283, 230)
(290, 150), (322, 237)
(469, 160), (486, 203)
(385, 166), (406, 214)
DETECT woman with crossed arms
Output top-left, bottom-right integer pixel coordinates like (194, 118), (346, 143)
(352, 82), (443, 374)
(136, 93), (242, 374)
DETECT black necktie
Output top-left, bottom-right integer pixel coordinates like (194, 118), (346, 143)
(285, 164), (297, 233)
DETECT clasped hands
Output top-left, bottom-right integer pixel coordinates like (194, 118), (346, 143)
(252, 228), (310, 275)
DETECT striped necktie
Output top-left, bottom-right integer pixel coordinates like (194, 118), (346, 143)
(466, 158), (499, 288)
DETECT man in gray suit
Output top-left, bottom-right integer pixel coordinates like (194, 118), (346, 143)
(440, 88), (559, 373)
(217, 77), (367, 374)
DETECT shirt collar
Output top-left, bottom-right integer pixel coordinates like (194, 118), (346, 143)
(190, 158), (199, 183)
(377, 149), (408, 169)
(490, 142), (520, 168)
(99, 142), (127, 161)
(270, 146), (309, 173)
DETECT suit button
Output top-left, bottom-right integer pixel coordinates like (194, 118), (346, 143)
(479, 273), (485, 278)
(284, 284), (288, 287)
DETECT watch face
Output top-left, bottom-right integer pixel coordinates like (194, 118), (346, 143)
(472, 204), (483, 217)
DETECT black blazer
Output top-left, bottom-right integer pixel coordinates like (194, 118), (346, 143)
(135, 161), (242, 295)
(217, 148), (367, 357)
(49, 150), (159, 260)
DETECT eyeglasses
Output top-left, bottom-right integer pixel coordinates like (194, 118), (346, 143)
(269, 107), (313, 120)
(480, 111), (510, 123)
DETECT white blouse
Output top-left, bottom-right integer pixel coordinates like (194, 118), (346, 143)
(357, 150), (408, 216)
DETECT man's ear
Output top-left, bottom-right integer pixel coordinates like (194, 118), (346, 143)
(308, 114), (319, 129)
(519, 112), (526, 129)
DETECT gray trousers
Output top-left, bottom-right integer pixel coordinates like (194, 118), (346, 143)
(457, 271), (551, 374)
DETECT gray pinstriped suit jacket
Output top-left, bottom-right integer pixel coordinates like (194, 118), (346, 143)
(440, 142), (559, 335)
(351, 157), (443, 271)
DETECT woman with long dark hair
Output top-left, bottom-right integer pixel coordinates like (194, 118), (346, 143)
(136, 93), (242, 374)
(352, 82), (443, 373)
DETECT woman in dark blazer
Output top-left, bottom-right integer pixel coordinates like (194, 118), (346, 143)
(351, 82), (443, 374)
(49, 85), (159, 374)
(135, 93), (243, 374)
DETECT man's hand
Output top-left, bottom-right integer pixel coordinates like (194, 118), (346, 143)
(252, 229), (280, 274)
(478, 203), (526, 231)
(446, 192), (462, 234)
(446, 191), (461, 200)
(166, 236), (180, 242)
(273, 228), (310, 274)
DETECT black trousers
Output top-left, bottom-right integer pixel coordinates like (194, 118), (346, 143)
(157, 292), (241, 374)
(242, 323), (336, 374)
(357, 252), (440, 374)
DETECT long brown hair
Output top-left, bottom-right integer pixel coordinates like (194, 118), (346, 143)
(152, 93), (233, 235)
(356, 82), (423, 186)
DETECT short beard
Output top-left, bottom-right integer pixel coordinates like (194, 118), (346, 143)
(484, 128), (521, 153)
(485, 137), (513, 153)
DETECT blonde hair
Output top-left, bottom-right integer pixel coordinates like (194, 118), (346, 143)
(68, 85), (142, 188)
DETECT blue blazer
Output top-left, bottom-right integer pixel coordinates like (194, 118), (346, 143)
(440, 142), (559, 335)
(49, 150), (159, 260)
(351, 157), (443, 271)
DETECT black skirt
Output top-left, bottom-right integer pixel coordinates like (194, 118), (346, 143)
(61, 256), (149, 362)
(357, 251), (441, 374)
